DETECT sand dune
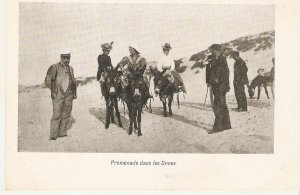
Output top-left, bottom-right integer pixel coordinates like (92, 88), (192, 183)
(18, 77), (274, 153)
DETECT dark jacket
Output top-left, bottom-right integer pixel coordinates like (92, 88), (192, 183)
(233, 58), (249, 85)
(118, 55), (147, 76)
(210, 54), (230, 93)
(44, 62), (77, 99)
(97, 54), (113, 80)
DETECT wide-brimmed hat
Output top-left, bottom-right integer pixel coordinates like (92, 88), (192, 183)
(129, 44), (140, 54)
(101, 42), (113, 51)
(162, 43), (172, 50)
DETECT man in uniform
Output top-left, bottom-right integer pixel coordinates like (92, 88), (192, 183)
(44, 49), (77, 140)
(209, 44), (231, 133)
(205, 55), (214, 106)
(117, 45), (152, 99)
(231, 51), (249, 111)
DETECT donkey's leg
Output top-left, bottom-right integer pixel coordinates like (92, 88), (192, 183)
(114, 98), (122, 127)
(149, 98), (152, 113)
(105, 100), (111, 129)
(127, 104), (133, 135)
(133, 104), (138, 130)
(162, 99), (167, 117)
(264, 84), (270, 99)
(257, 86), (261, 99)
(137, 106), (143, 136)
(271, 82), (274, 99)
(110, 100), (115, 123)
(168, 97), (173, 116)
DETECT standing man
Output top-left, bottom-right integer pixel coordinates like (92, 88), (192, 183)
(209, 44), (231, 133)
(156, 43), (186, 93)
(231, 51), (249, 111)
(205, 55), (214, 106)
(44, 49), (77, 140)
(97, 42), (114, 83)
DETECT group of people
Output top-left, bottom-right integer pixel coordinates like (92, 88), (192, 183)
(205, 44), (250, 133)
(44, 42), (185, 140)
(44, 41), (273, 140)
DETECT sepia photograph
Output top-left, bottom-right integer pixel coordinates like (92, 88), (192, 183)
(18, 3), (275, 153)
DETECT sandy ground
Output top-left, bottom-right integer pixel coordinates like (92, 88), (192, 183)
(18, 76), (274, 153)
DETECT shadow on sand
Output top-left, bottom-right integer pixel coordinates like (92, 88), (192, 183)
(89, 107), (130, 131)
(227, 98), (271, 109)
(179, 102), (213, 111)
(149, 107), (212, 131)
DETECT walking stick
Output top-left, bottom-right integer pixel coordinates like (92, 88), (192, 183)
(203, 86), (208, 109)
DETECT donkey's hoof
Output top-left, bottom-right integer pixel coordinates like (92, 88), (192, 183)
(164, 113), (168, 117)
(105, 124), (109, 129)
(138, 132), (143, 136)
(169, 112), (173, 116)
(119, 123), (123, 128)
(149, 109), (152, 113)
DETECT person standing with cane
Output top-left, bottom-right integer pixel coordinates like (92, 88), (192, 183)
(208, 44), (231, 134)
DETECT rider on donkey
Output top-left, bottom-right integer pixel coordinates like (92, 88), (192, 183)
(97, 42), (114, 98)
(156, 43), (186, 93)
(117, 44), (152, 100)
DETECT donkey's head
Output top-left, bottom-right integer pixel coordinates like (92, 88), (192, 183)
(105, 69), (121, 97)
(131, 73), (145, 101)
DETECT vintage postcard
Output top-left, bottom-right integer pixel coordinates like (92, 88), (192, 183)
(5, 0), (300, 191)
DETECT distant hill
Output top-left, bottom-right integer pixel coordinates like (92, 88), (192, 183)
(19, 30), (275, 93)
(189, 30), (275, 71)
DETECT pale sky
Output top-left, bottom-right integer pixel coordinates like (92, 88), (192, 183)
(19, 3), (274, 85)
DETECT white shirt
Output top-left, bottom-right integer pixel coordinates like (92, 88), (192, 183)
(157, 54), (175, 72)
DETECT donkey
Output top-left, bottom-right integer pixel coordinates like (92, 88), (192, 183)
(100, 68), (123, 129)
(128, 72), (149, 136)
(247, 71), (274, 99)
(153, 69), (179, 117)
(119, 71), (149, 136)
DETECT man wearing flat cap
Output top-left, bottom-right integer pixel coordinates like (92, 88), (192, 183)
(157, 43), (186, 93)
(209, 44), (231, 133)
(97, 42), (114, 83)
(117, 45), (152, 99)
(231, 51), (249, 111)
(44, 49), (77, 140)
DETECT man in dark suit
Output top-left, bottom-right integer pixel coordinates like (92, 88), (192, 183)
(206, 55), (214, 106)
(44, 49), (77, 140)
(231, 51), (249, 111)
(209, 44), (231, 133)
